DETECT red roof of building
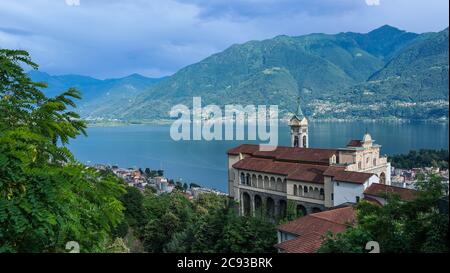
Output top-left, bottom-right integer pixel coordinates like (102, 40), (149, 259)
(276, 206), (356, 253)
(347, 139), (363, 147)
(364, 183), (418, 201)
(232, 157), (334, 184)
(227, 144), (261, 155)
(233, 156), (372, 184)
(324, 169), (374, 184)
(274, 232), (323, 253)
(227, 144), (337, 165)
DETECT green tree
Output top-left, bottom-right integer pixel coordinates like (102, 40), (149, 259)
(0, 49), (124, 252)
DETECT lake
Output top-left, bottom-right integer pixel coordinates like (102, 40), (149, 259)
(68, 122), (449, 192)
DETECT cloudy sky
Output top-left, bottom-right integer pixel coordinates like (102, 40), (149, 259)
(0, 0), (448, 79)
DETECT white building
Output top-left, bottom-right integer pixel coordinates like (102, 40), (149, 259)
(227, 101), (391, 217)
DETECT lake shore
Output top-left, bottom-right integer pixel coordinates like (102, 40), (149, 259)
(85, 118), (449, 128)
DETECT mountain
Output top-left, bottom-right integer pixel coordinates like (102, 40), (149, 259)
(28, 71), (164, 117)
(336, 28), (449, 120)
(31, 25), (449, 121)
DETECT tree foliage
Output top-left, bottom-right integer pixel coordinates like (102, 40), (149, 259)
(389, 149), (449, 170)
(132, 192), (277, 253)
(0, 49), (125, 252)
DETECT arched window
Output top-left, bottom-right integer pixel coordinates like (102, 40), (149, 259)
(294, 136), (299, 147)
(320, 188), (324, 196)
(270, 177), (276, 190)
(240, 173), (245, 184)
(304, 186), (308, 194)
(373, 158), (376, 166)
(380, 172), (386, 185)
(264, 176), (269, 189)
(246, 173), (251, 186)
(302, 135), (307, 148)
(293, 185), (298, 196)
(276, 178), (283, 191)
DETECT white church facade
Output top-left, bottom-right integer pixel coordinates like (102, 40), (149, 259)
(227, 102), (391, 218)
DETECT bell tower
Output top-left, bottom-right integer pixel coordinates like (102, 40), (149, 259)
(289, 97), (308, 148)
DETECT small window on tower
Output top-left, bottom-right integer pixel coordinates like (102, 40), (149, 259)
(294, 136), (299, 147)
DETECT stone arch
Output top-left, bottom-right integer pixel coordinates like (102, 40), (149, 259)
(278, 200), (287, 219)
(257, 175), (263, 188)
(264, 176), (269, 189)
(270, 177), (276, 190)
(296, 204), (307, 217)
(251, 174), (257, 187)
(242, 192), (251, 216)
(380, 172), (386, 185)
(294, 136), (299, 147)
(245, 173), (251, 186)
(254, 195), (263, 217)
(276, 178), (283, 191)
(266, 197), (275, 217)
(293, 185), (298, 196)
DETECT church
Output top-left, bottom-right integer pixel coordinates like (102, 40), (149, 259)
(227, 102), (391, 217)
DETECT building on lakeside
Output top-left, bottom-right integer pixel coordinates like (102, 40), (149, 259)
(227, 101), (391, 217)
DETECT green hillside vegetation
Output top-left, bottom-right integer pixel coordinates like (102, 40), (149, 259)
(27, 71), (164, 120)
(389, 149), (449, 170)
(80, 25), (448, 121)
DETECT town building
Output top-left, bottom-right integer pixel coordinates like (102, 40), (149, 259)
(227, 101), (391, 217)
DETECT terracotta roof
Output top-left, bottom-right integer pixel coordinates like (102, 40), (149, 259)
(228, 144), (337, 165)
(333, 171), (373, 184)
(347, 139), (362, 147)
(232, 157), (331, 184)
(274, 232), (323, 253)
(364, 183), (418, 201)
(323, 168), (373, 184)
(278, 206), (355, 236)
(233, 156), (373, 184)
(276, 206), (356, 253)
(286, 165), (330, 183)
(311, 206), (357, 225)
(227, 144), (261, 155)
